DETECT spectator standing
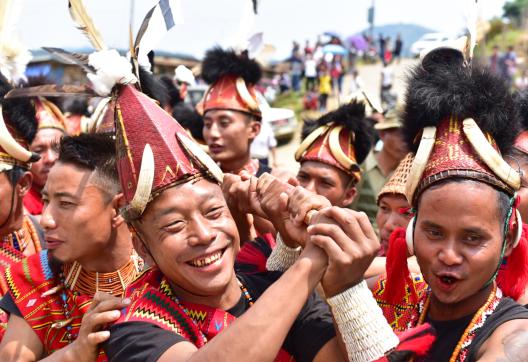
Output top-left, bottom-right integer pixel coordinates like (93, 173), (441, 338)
(250, 117), (277, 167)
(393, 34), (403, 63)
(489, 45), (501, 74)
(318, 65), (331, 112)
(378, 33), (386, 64)
(304, 53), (317, 91)
(331, 54), (345, 96)
(290, 51), (303, 92)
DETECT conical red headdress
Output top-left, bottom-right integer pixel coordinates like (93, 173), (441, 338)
(114, 85), (222, 221)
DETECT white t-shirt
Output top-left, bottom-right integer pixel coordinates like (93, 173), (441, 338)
(251, 120), (277, 159)
(304, 59), (317, 78)
(381, 67), (393, 87)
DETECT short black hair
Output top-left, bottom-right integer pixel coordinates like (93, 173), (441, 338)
(172, 103), (204, 142)
(4, 166), (26, 186)
(58, 133), (119, 200)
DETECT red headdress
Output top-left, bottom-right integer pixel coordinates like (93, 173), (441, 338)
(34, 98), (66, 132)
(200, 47), (262, 118)
(384, 44), (528, 304)
(295, 99), (374, 182)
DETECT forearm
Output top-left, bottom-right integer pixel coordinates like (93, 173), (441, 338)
(186, 255), (325, 361)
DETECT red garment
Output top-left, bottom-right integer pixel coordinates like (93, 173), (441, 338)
(23, 186), (43, 216)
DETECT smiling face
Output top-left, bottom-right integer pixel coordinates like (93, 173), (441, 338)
(134, 178), (240, 298)
(296, 161), (356, 207)
(29, 128), (63, 188)
(41, 162), (118, 265)
(202, 109), (260, 170)
(414, 180), (512, 310)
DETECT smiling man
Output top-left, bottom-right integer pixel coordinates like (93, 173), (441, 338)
(373, 45), (528, 359)
(100, 69), (402, 361)
(0, 133), (141, 361)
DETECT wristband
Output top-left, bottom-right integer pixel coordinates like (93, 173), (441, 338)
(265, 233), (301, 272)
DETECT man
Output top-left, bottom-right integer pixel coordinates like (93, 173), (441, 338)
(0, 133), (141, 360)
(351, 107), (408, 225)
(375, 153), (413, 256)
(201, 47), (267, 176)
(99, 67), (401, 361)
(295, 99), (373, 207)
(24, 98), (67, 218)
(373, 44), (528, 359)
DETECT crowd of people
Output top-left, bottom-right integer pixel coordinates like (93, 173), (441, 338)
(0, 0), (527, 361)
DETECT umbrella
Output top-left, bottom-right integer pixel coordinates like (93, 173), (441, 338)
(347, 34), (368, 51)
(322, 44), (347, 56)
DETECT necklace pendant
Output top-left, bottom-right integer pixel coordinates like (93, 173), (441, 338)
(51, 317), (73, 329)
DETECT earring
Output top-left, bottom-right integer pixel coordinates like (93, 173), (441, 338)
(406, 217), (415, 256)
(513, 209), (523, 248)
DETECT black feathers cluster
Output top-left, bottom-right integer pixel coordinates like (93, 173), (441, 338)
(0, 73), (37, 144)
(402, 48), (520, 155)
(201, 47), (262, 86)
(301, 100), (375, 164)
(138, 66), (170, 107)
(514, 89), (528, 131)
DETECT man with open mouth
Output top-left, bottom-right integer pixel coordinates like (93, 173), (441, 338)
(373, 40), (528, 359)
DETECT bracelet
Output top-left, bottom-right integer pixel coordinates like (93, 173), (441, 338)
(265, 233), (301, 272)
(327, 280), (399, 361)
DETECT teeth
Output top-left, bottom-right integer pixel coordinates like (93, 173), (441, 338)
(188, 251), (223, 268)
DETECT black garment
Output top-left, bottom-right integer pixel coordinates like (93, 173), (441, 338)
(255, 162), (271, 177)
(420, 298), (528, 362)
(104, 271), (335, 362)
(0, 292), (22, 317)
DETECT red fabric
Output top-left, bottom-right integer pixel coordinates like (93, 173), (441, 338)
(23, 186), (43, 215)
(384, 228), (417, 305)
(236, 233), (276, 273)
(202, 74), (260, 116)
(115, 85), (202, 206)
(497, 223), (528, 300)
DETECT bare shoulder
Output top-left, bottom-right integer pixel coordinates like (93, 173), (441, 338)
(477, 319), (528, 361)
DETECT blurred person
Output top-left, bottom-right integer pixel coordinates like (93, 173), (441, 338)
(304, 53), (317, 91)
(318, 66), (331, 112)
(380, 62), (395, 109)
(330, 54), (345, 95)
(351, 107), (407, 226)
(378, 33), (386, 64)
(500, 45), (517, 88)
(348, 69), (364, 95)
(62, 97), (89, 135)
(289, 51), (303, 92)
(516, 69), (528, 90)
(393, 34), (403, 63)
(172, 103), (205, 145)
(159, 75), (182, 114)
(24, 98), (66, 218)
(250, 117), (277, 168)
(279, 72), (290, 93)
(489, 45), (501, 74)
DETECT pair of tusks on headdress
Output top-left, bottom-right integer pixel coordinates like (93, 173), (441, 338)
(0, 105), (40, 164)
(405, 118), (522, 204)
(294, 123), (359, 172)
(123, 134), (224, 220)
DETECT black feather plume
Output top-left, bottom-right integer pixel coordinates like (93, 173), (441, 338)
(0, 74), (37, 144)
(402, 48), (520, 155)
(138, 66), (169, 107)
(201, 47), (262, 85)
(514, 89), (528, 131)
(301, 100), (375, 164)
(252, 0), (258, 14)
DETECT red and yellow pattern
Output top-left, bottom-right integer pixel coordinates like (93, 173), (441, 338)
(4, 250), (106, 361)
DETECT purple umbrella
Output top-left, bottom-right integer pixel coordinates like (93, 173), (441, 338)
(347, 34), (368, 51)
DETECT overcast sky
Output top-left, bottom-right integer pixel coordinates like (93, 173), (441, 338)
(16, 0), (507, 60)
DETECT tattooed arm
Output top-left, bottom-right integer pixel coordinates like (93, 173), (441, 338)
(475, 319), (528, 361)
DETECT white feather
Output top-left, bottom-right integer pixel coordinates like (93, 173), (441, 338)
(87, 50), (137, 96)
(0, 0), (24, 38)
(464, 0), (479, 59)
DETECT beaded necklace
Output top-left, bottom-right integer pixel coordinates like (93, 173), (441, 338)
(416, 285), (501, 362)
(50, 254), (142, 343)
(1, 216), (41, 254)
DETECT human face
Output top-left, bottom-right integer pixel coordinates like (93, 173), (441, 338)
(414, 181), (508, 309)
(380, 128), (407, 161)
(296, 161), (356, 207)
(41, 162), (117, 266)
(203, 109), (260, 168)
(376, 194), (411, 255)
(30, 128), (63, 188)
(0, 171), (28, 236)
(135, 179), (239, 298)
